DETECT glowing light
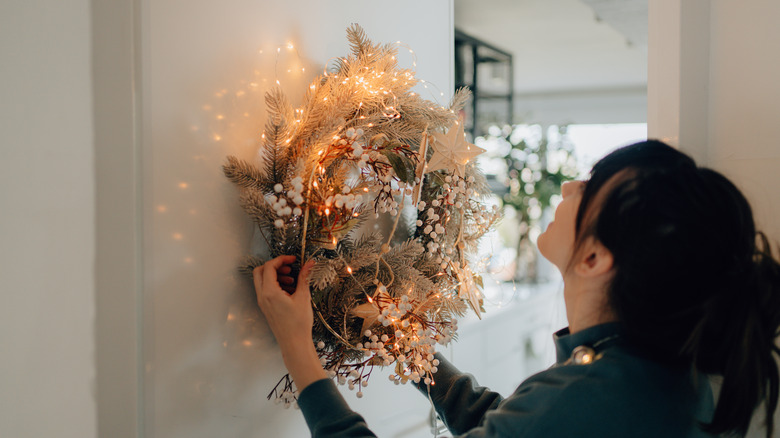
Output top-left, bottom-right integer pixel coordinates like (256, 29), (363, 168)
(178, 182), (189, 189)
(242, 339), (253, 347)
(367, 296), (373, 303)
(213, 134), (221, 141)
(347, 266), (353, 274)
(216, 114), (224, 120)
(184, 257), (193, 264)
(287, 43), (294, 49)
(325, 208), (330, 216)
(156, 205), (167, 213)
(227, 313), (236, 321)
(172, 233), (183, 240)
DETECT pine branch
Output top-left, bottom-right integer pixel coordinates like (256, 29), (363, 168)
(260, 122), (289, 189)
(346, 24), (370, 57)
(311, 258), (339, 291)
(239, 190), (276, 232)
(223, 156), (265, 191)
(265, 87), (294, 127)
(449, 87), (472, 114)
(238, 255), (266, 277)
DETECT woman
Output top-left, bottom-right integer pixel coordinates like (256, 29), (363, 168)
(253, 140), (780, 437)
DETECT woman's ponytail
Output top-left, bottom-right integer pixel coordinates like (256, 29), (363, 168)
(699, 232), (780, 438)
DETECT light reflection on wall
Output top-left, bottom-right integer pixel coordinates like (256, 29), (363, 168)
(142, 3), (455, 436)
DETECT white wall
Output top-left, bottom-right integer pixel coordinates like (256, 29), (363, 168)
(649, 1), (780, 436)
(707, 0), (780, 245)
(649, 0), (780, 243)
(138, 1), (453, 437)
(0, 1), (97, 437)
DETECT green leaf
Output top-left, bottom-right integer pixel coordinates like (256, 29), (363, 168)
(381, 149), (415, 184)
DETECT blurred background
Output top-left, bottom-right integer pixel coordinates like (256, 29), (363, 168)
(443, 2), (647, 436)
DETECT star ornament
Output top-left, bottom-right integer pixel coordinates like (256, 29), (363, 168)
(427, 122), (485, 178)
(351, 290), (392, 333)
(458, 267), (483, 319)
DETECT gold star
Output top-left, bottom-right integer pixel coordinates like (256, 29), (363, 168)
(351, 290), (391, 333)
(427, 122), (485, 177)
(457, 267), (483, 319)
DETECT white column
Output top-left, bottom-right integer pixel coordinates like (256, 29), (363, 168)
(647, 0), (711, 164)
(93, 0), (143, 437)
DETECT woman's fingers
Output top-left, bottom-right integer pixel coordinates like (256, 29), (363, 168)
(294, 260), (315, 300)
(263, 256), (295, 289)
(252, 265), (265, 306)
(253, 256), (313, 304)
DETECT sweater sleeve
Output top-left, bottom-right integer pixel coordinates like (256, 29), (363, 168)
(416, 354), (504, 435)
(297, 378), (377, 438)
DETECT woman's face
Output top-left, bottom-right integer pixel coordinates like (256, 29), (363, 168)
(537, 180), (586, 270)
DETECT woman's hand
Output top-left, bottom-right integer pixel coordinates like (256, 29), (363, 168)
(253, 255), (326, 391)
(253, 255), (315, 346)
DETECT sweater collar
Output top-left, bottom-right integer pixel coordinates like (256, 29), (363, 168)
(553, 322), (622, 364)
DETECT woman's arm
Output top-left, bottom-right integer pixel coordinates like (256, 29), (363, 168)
(417, 353), (504, 434)
(253, 256), (376, 437)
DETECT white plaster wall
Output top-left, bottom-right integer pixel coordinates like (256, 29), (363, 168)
(139, 1), (453, 437)
(707, 0), (780, 244)
(649, 0), (780, 243)
(0, 1), (96, 437)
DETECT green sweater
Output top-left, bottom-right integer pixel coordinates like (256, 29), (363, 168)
(297, 323), (715, 437)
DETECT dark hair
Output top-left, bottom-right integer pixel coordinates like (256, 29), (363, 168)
(575, 140), (780, 437)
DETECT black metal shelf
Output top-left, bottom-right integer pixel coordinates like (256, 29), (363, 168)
(455, 28), (514, 139)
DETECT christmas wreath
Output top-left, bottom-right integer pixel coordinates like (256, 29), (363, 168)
(223, 24), (499, 406)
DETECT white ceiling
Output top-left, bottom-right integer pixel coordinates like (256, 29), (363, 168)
(454, 0), (648, 95)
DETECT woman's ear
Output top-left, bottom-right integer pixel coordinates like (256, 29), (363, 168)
(573, 237), (614, 278)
